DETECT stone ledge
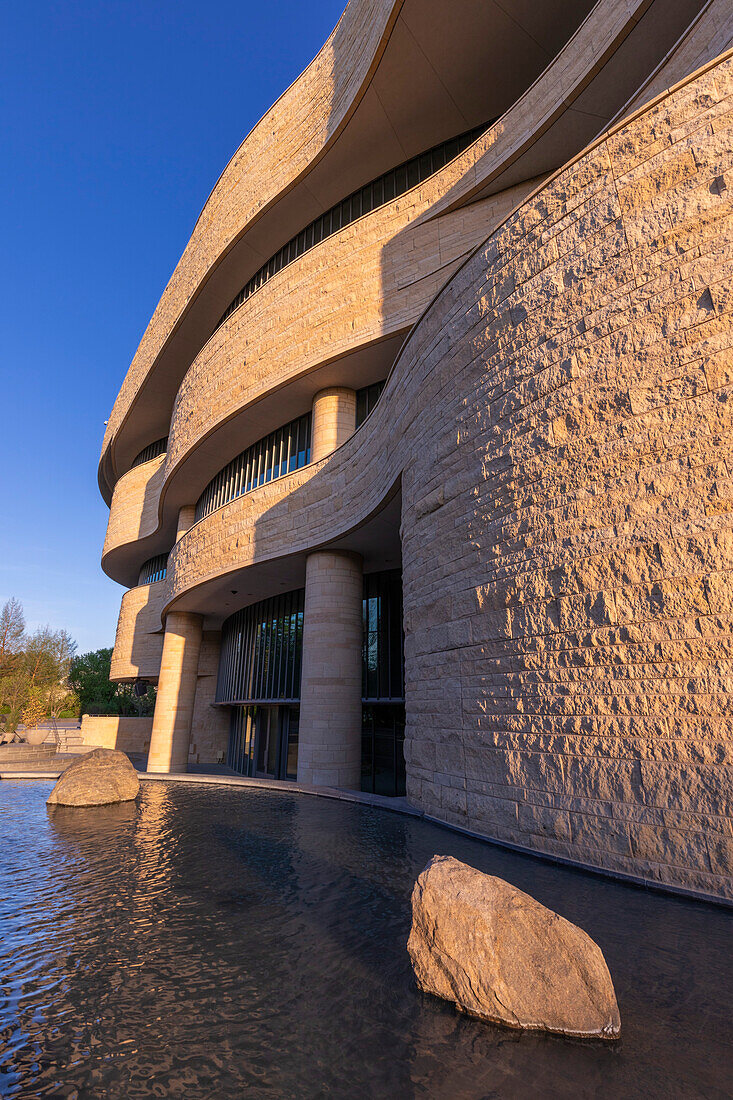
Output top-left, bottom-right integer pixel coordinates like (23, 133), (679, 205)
(2, 768), (730, 909)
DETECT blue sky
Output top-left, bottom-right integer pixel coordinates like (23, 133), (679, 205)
(0, 0), (343, 654)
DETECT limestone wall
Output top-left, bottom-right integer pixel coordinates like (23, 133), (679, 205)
(163, 55), (733, 899)
(188, 631), (229, 765)
(163, 186), (531, 483)
(80, 716), (152, 755)
(100, 0), (695, 502)
(110, 582), (166, 683)
(101, 181), (534, 583)
(102, 455), (166, 568)
(399, 56), (733, 900)
(99, 0), (400, 478)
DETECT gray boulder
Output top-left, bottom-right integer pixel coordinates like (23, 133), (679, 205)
(47, 748), (140, 807)
(407, 855), (620, 1040)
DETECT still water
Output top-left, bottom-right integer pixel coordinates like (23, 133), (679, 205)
(0, 780), (731, 1099)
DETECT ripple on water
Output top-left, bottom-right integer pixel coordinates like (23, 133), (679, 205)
(0, 780), (731, 1099)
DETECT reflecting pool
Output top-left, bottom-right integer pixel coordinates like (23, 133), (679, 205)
(0, 780), (731, 1098)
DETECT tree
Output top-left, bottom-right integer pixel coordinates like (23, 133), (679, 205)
(69, 648), (157, 718)
(0, 667), (30, 739)
(44, 630), (77, 717)
(68, 648), (117, 715)
(21, 688), (47, 733)
(0, 599), (78, 736)
(0, 598), (25, 674)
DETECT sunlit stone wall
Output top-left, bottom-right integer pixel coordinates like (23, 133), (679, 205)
(402, 57), (733, 900)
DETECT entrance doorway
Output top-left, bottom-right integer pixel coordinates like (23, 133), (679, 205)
(254, 705), (299, 780)
(228, 704), (299, 781)
(361, 703), (406, 797)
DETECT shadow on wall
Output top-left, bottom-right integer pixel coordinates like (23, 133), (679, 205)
(109, 0), (711, 584)
(237, 52), (733, 899)
(80, 715), (153, 755)
(136, 460), (166, 544)
(110, 583), (165, 683)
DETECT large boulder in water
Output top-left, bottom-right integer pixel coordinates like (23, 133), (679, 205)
(47, 748), (140, 807)
(407, 855), (620, 1040)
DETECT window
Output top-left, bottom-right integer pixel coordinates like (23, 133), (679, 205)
(362, 569), (404, 702)
(138, 553), (168, 585)
(215, 121), (493, 332)
(195, 412), (312, 523)
(217, 589), (305, 705)
(355, 381), (386, 428)
(131, 437), (168, 468)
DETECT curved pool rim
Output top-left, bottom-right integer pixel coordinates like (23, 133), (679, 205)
(6, 766), (730, 909)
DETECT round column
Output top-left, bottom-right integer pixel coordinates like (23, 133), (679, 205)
(297, 550), (363, 789)
(311, 387), (357, 462)
(147, 611), (203, 773)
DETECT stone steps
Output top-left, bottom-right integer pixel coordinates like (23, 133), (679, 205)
(41, 727), (87, 754)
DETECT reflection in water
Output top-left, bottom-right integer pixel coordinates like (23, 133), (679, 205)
(0, 780), (731, 1098)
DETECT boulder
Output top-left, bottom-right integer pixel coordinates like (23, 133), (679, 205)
(46, 748), (140, 807)
(407, 855), (620, 1040)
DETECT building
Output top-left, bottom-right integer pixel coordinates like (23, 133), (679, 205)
(99, 0), (733, 901)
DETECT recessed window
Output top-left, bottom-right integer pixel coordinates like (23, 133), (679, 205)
(131, 437), (168, 468)
(217, 589), (305, 705)
(215, 121), (493, 332)
(355, 381), (386, 428)
(138, 553), (168, 585)
(195, 412), (312, 524)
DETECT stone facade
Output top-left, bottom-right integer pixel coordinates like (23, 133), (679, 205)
(109, 581), (165, 682)
(79, 716), (153, 755)
(399, 59), (733, 901)
(188, 630), (229, 765)
(298, 551), (364, 787)
(100, 0), (733, 900)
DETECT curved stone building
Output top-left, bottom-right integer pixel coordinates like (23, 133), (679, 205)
(100, 0), (733, 901)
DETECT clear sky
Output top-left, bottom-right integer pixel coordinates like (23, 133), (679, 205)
(1, 0), (344, 654)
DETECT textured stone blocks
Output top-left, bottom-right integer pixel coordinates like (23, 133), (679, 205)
(101, 6), (733, 901)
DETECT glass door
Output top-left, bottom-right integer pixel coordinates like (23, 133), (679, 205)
(279, 706), (299, 781)
(255, 707), (274, 777)
(253, 706), (299, 780)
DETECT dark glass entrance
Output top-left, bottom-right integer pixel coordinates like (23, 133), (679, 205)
(361, 570), (406, 797)
(219, 589), (304, 782)
(228, 704), (299, 781)
(361, 703), (406, 797)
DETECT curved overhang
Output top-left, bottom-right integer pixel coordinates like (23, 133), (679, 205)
(130, 47), (733, 639)
(100, 0), (717, 586)
(102, 455), (166, 571)
(101, 164), (535, 585)
(109, 581), (166, 682)
(100, 0), (619, 501)
(611, 0), (733, 122)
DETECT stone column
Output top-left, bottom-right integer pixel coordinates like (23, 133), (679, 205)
(311, 387), (357, 462)
(297, 550), (363, 789)
(176, 505), (196, 541)
(147, 611), (203, 773)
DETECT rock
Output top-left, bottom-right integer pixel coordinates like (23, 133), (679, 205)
(47, 748), (140, 807)
(407, 855), (620, 1039)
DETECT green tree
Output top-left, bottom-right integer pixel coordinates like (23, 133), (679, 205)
(68, 649), (157, 719)
(68, 648), (117, 715)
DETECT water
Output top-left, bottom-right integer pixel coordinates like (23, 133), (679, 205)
(0, 781), (731, 1099)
